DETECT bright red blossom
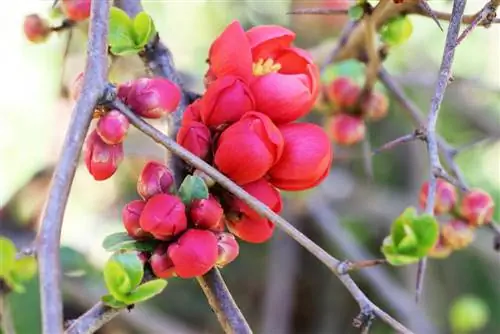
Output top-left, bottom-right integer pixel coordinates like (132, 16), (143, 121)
(460, 189), (495, 226)
(176, 121), (212, 160)
(83, 130), (124, 181)
(230, 179), (282, 219)
(137, 161), (175, 200)
(139, 194), (187, 240)
(122, 200), (149, 239)
(226, 215), (275, 243)
(182, 99), (202, 125)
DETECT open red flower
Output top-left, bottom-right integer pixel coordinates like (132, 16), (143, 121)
(207, 21), (319, 124)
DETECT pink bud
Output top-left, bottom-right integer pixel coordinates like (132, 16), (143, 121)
(329, 114), (366, 146)
(419, 179), (457, 215)
(326, 77), (360, 109)
(61, 0), (91, 21)
(362, 91), (389, 121)
(23, 14), (51, 44)
(460, 189), (495, 226)
(215, 232), (239, 267)
(176, 121), (212, 160)
(189, 195), (224, 230)
(83, 130), (124, 181)
(441, 220), (475, 250)
(125, 78), (181, 119)
(150, 244), (177, 279)
(139, 194), (187, 240)
(167, 229), (218, 278)
(122, 200), (149, 239)
(226, 215), (274, 243)
(96, 110), (130, 144)
(137, 161), (175, 200)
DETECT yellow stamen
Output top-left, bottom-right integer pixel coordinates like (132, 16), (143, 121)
(252, 58), (282, 76)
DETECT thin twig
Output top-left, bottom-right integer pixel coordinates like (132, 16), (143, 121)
(417, 0), (444, 31)
(361, 134), (374, 180)
(65, 303), (121, 334)
(110, 97), (413, 334)
(36, 1), (110, 333)
(196, 269), (252, 334)
(320, 20), (358, 74)
(418, 0), (467, 303)
(287, 8), (349, 15)
(372, 131), (422, 155)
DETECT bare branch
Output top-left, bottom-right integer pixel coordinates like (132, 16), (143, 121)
(65, 303), (121, 334)
(36, 1), (110, 333)
(372, 131), (422, 155)
(287, 8), (349, 15)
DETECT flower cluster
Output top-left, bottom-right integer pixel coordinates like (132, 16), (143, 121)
(418, 180), (496, 258)
(320, 76), (389, 146)
(81, 76), (181, 181)
(122, 161), (239, 278)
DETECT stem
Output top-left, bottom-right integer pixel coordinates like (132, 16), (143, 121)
(36, 1), (110, 333)
(0, 292), (16, 334)
(64, 303), (120, 334)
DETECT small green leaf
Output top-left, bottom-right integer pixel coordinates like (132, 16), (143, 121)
(132, 12), (156, 47)
(0, 237), (17, 277)
(102, 294), (128, 308)
(121, 279), (167, 304)
(11, 256), (37, 282)
(179, 175), (209, 205)
(111, 252), (144, 290)
(412, 214), (439, 254)
(102, 232), (136, 251)
(348, 5), (364, 20)
(390, 207), (416, 247)
(381, 237), (420, 266)
(3, 273), (26, 293)
(108, 7), (136, 55)
(103, 260), (132, 299)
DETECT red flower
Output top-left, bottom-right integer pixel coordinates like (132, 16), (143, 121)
(167, 229), (218, 278)
(83, 130), (124, 181)
(200, 76), (255, 127)
(150, 244), (176, 279)
(122, 200), (149, 239)
(139, 194), (187, 240)
(460, 189), (495, 226)
(23, 14), (51, 43)
(189, 195), (224, 230)
(229, 179), (282, 220)
(176, 121), (212, 160)
(124, 78), (181, 119)
(137, 161), (175, 200)
(226, 215), (274, 243)
(215, 232), (239, 267)
(182, 99), (203, 125)
(419, 179), (457, 215)
(269, 123), (332, 191)
(214, 112), (284, 185)
(207, 21), (319, 124)
(96, 110), (130, 144)
(329, 114), (366, 145)
(61, 0), (91, 22)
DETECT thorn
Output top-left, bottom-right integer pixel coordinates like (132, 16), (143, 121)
(415, 258), (427, 303)
(418, 0), (444, 31)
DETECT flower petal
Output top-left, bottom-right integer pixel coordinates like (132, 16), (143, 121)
(246, 25), (295, 60)
(274, 47), (313, 74)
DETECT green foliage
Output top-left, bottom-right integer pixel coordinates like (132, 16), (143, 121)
(381, 207), (439, 265)
(0, 237), (37, 293)
(179, 175), (209, 205)
(348, 5), (364, 21)
(380, 15), (413, 47)
(102, 232), (159, 252)
(449, 295), (490, 333)
(108, 7), (156, 56)
(102, 251), (167, 308)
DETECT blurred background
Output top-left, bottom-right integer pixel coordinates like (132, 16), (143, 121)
(1, 0), (499, 333)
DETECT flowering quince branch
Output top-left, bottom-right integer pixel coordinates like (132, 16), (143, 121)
(36, 1), (110, 333)
(64, 303), (121, 334)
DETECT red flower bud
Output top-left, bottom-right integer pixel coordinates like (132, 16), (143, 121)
(460, 189), (495, 226)
(23, 14), (51, 44)
(269, 123), (332, 191)
(329, 114), (365, 145)
(419, 179), (457, 215)
(215, 232), (239, 267)
(227, 215), (274, 243)
(125, 78), (181, 119)
(117, 80), (134, 103)
(428, 235), (452, 259)
(139, 194), (187, 240)
(167, 229), (218, 278)
(230, 179), (282, 219)
(326, 77), (360, 109)
(96, 110), (130, 144)
(200, 76), (255, 127)
(182, 99), (202, 126)
(176, 121), (212, 160)
(215, 112), (284, 185)
(122, 200), (149, 239)
(83, 130), (124, 181)
(362, 91), (389, 121)
(189, 195), (224, 230)
(138, 251), (150, 265)
(70, 72), (84, 102)
(150, 244), (176, 279)
(137, 161), (175, 200)
(61, 0), (91, 22)
(441, 220), (475, 250)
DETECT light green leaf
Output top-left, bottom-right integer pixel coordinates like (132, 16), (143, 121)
(0, 237), (17, 277)
(132, 12), (156, 47)
(101, 294), (128, 308)
(412, 214), (439, 254)
(102, 232), (136, 251)
(179, 175), (209, 205)
(121, 279), (167, 304)
(103, 260), (132, 299)
(110, 252), (144, 290)
(11, 256), (37, 282)
(108, 7), (136, 55)
(381, 237), (420, 266)
(3, 273), (26, 293)
(390, 207), (416, 246)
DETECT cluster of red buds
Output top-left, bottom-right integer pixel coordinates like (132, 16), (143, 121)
(418, 180), (495, 258)
(123, 161), (239, 278)
(23, 0), (91, 43)
(319, 77), (389, 146)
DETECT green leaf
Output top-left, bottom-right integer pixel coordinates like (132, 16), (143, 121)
(108, 7), (136, 55)
(121, 279), (167, 304)
(3, 273), (26, 293)
(102, 294), (128, 308)
(104, 260), (132, 300)
(102, 232), (136, 251)
(381, 237), (420, 266)
(0, 237), (17, 277)
(132, 12), (156, 47)
(412, 214), (439, 254)
(11, 256), (37, 282)
(179, 175), (209, 205)
(390, 207), (416, 247)
(348, 5), (364, 20)
(110, 252), (144, 290)
(380, 15), (413, 47)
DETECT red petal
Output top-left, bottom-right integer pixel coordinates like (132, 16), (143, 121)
(275, 47), (313, 74)
(246, 25), (295, 60)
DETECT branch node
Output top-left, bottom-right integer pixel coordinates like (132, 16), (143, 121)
(353, 304), (376, 332)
